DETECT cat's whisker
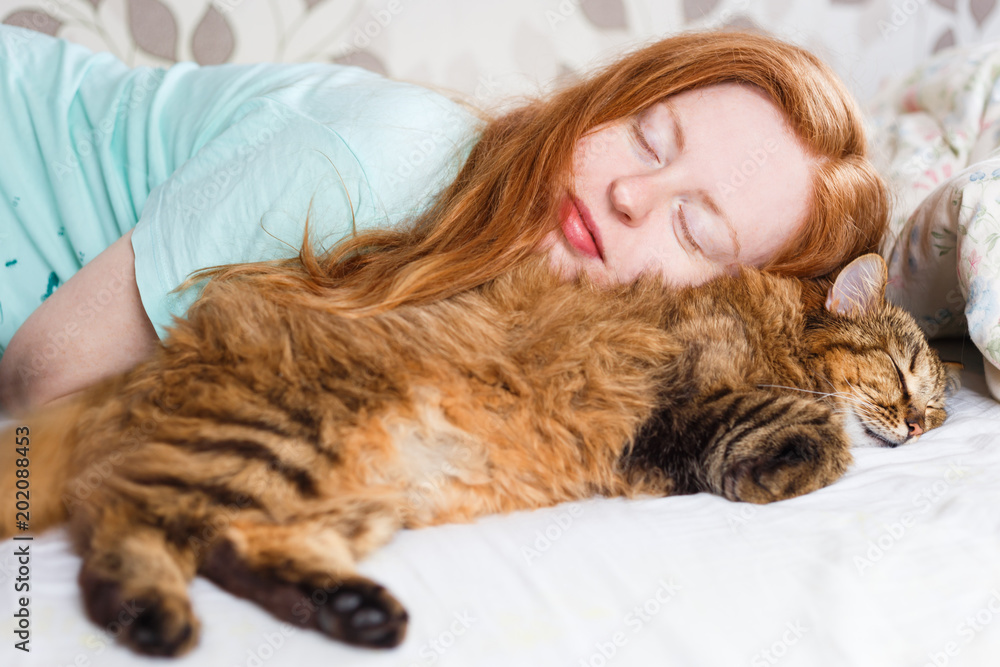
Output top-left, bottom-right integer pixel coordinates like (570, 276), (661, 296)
(840, 379), (882, 413)
(770, 385), (882, 423)
(758, 384), (887, 427)
(818, 378), (872, 405)
(832, 397), (879, 419)
(825, 392), (872, 410)
(844, 400), (879, 415)
(756, 384), (840, 399)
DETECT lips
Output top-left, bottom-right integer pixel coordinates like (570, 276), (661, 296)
(559, 196), (604, 261)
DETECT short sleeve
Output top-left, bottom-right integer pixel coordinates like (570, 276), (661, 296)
(131, 80), (480, 339)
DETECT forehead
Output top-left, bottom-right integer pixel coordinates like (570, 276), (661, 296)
(666, 84), (815, 266)
(668, 83), (785, 130)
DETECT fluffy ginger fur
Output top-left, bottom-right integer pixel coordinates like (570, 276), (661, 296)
(0, 254), (955, 655)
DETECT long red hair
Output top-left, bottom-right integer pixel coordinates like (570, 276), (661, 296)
(178, 29), (889, 315)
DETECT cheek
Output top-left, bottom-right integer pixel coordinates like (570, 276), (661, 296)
(821, 352), (854, 389)
(925, 406), (947, 430)
(573, 128), (626, 184)
(730, 212), (800, 268)
(724, 183), (811, 267)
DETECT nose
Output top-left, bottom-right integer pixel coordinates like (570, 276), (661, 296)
(906, 418), (924, 438)
(609, 174), (659, 227)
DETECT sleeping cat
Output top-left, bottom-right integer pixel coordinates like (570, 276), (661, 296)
(0, 253), (958, 657)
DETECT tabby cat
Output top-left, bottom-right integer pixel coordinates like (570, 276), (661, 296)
(0, 253), (958, 657)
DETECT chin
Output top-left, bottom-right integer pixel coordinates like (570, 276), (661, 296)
(538, 236), (579, 280)
(841, 410), (904, 449)
(545, 254), (578, 281)
(539, 233), (582, 281)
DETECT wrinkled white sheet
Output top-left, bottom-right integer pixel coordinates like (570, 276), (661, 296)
(2, 340), (999, 667)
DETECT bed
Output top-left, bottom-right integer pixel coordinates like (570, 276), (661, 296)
(4, 2), (1000, 665)
(1, 339), (999, 666)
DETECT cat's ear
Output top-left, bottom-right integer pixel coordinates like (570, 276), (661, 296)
(942, 361), (964, 395)
(825, 254), (888, 318)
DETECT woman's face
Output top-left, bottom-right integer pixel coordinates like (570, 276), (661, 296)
(542, 83), (815, 286)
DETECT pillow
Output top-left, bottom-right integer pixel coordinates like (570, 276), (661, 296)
(867, 41), (1000, 400)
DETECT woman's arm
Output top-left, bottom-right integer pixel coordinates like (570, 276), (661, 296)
(0, 229), (158, 415)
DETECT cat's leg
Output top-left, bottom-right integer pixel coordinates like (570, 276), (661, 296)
(199, 514), (408, 648)
(76, 520), (200, 656)
(628, 388), (853, 504)
(703, 389), (853, 503)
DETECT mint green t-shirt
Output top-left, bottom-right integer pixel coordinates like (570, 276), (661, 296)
(0, 25), (481, 350)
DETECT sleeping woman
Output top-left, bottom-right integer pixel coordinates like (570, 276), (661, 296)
(0, 25), (889, 415)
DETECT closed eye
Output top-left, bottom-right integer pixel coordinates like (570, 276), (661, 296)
(629, 117), (658, 162)
(889, 356), (911, 401)
(676, 205), (702, 255)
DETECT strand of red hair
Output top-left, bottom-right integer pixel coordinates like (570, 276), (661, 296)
(175, 29), (889, 316)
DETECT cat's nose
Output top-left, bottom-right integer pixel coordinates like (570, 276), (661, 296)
(905, 407), (925, 440)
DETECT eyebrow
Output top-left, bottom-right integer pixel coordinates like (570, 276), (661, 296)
(662, 99), (686, 154)
(662, 99), (742, 260)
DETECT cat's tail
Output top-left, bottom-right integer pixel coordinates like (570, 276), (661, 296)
(0, 392), (93, 539)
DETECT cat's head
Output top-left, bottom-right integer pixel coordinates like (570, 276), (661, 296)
(809, 254), (962, 448)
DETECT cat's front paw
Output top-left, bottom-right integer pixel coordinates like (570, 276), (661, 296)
(721, 398), (852, 504)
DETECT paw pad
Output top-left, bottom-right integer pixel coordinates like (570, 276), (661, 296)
(316, 581), (408, 648)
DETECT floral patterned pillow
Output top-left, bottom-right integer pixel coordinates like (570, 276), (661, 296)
(867, 41), (1000, 400)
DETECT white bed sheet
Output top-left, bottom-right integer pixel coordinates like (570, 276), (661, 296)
(2, 340), (999, 667)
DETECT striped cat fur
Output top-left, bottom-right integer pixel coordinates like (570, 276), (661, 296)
(0, 253), (958, 656)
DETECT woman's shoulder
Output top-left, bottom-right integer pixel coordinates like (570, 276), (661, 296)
(157, 59), (484, 178)
(167, 59), (481, 132)
(229, 63), (485, 212)
(248, 63), (485, 151)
